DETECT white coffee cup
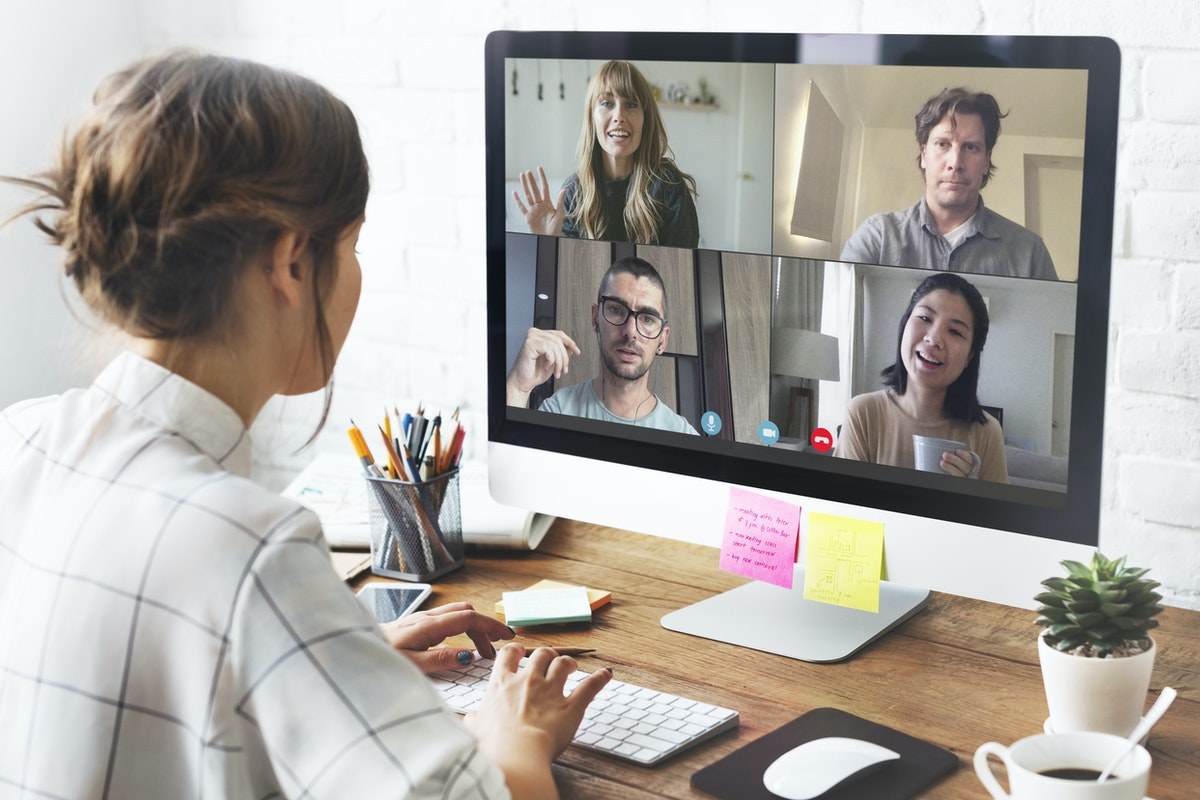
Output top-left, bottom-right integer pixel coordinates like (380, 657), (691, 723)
(974, 731), (1151, 799)
(912, 434), (981, 477)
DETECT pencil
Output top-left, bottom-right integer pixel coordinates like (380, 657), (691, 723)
(378, 424), (408, 481)
(527, 647), (596, 657)
(347, 421), (384, 478)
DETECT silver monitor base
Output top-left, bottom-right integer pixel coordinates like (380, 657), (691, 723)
(660, 566), (929, 663)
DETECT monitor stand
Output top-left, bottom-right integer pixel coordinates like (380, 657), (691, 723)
(660, 565), (929, 663)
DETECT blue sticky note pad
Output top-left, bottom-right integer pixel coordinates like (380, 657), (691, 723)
(502, 586), (592, 627)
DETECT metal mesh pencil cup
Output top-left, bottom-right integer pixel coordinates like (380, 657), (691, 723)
(365, 469), (464, 581)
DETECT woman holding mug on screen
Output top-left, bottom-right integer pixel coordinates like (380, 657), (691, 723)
(513, 60), (699, 247)
(836, 272), (1008, 482)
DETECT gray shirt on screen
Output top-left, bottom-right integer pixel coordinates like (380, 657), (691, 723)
(841, 198), (1059, 280)
(540, 380), (699, 434)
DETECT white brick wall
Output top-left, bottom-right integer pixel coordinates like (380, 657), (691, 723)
(7, 0), (1198, 607)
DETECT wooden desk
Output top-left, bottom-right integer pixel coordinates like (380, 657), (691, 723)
(363, 519), (1200, 799)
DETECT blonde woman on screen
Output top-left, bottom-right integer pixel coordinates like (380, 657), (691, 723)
(0, 50), (608, 799)
(513, 59), (699, 247)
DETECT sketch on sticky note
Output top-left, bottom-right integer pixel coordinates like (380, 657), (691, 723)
(803, 513), (885, 613)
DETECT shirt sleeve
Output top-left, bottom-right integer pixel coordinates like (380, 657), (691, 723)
(840, 217), (883, 264)
(1032, 239), (1060, 281)
(229, 517), (509, 800)
(660, 180), (699, 248)
(976, 415), (1010, 483)
(560, 174), (581, 239)
(835, 395), (874, 462)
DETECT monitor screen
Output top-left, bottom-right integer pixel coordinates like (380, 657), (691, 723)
(485, 32), (1118, 618)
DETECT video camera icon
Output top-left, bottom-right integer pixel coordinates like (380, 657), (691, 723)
(758, 421), (780, 446)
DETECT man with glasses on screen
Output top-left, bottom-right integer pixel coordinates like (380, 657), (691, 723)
(841, 87), (1058, 281)
(506, 256), (699, 434)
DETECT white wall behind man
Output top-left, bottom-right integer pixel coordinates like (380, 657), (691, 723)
(2, 0), (1198, 609)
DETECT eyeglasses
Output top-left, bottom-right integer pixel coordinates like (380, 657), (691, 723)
(598, 295), (666, 339)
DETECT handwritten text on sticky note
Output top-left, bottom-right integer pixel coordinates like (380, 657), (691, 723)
(803, 512), (884, 613)
(719, 488), (801, 589)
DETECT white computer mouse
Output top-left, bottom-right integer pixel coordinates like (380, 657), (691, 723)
(762, 736), (901, 799)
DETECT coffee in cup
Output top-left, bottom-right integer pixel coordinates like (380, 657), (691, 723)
(974, 731), (1151, 799)
(912, 434), (981, 477)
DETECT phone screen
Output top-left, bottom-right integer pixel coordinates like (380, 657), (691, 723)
(356, 584), (431, 623)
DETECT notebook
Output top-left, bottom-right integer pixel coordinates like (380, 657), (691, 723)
(691, 707), (958, 800)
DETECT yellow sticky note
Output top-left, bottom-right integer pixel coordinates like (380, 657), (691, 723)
(803, 512), (884, 613)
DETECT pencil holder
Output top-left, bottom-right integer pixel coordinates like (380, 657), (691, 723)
(365, 469), (464, 581)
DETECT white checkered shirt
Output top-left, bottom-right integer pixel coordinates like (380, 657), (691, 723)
(0, 352), (509, 799)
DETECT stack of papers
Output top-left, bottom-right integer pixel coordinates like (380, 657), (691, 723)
(282, 453), (553, 550)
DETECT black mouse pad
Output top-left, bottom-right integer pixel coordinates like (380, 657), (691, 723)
(691, 707), (959, 800)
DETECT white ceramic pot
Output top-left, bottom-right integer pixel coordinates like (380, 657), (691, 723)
(1037, 634), (1156, 737)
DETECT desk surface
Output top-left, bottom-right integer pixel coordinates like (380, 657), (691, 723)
(361, 519), (1200, 799)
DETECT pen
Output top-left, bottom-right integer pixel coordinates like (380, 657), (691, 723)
(418, 413), (440, 464)
(409, 403), (426, 455)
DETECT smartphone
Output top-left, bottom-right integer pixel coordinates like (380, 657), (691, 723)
(356, 583), (432, 623)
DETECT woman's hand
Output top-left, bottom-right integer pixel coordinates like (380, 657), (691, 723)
(940, 449), (980, 479)
(380, 601), (514, 674)
(513, 166), (566, 236)
(465, 644), (613, 797)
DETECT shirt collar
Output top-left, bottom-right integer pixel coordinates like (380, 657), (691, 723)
(919, 196), (995, 240)
(94, 351), (252, 477)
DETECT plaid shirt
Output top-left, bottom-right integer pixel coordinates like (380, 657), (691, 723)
(0, 352), (508, 799)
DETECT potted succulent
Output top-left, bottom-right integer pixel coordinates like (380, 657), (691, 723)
(1034, 552), (1164, 736)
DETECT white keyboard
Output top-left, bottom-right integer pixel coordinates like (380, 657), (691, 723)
(430, 655), (740, 765)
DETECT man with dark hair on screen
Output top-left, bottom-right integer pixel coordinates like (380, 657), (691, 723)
(506, 256), (698, 434)
(841, 87), (1058, 280)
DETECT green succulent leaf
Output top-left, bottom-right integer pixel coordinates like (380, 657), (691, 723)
(1042, 622), (1082, 638)
(1065, 610), (1108, 627)
(1083, 624), (1120, 643)
(1040, 577), (1075, 593)
(1064, 596), (1100, 614)
(1051, 633), (1088, 651)
(1100, 602), (1133, 618)
(1033, 591), (1068, 609)
(1061, 559), (1092, 579)
(1035, 607), (1070, 624)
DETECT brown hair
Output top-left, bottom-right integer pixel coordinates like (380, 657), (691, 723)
(570, 60), (695, 244)
(4, 50), (369, 414)
(914, 87), (1007, 187)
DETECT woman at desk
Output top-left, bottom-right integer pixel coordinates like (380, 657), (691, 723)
(0, 51), (608, 799)
(512, 59), (700, 247)
(836, 272), (1008, 482)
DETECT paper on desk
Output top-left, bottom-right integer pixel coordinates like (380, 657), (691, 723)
(802, 512), (884, 613)
(281, 453), (550, 549)
(282, 453), (370, 548)
(718, 487), (801, 589)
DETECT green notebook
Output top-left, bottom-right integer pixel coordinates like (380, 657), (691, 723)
(692, 707), (958, 800)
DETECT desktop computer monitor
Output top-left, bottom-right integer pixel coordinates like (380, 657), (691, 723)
(485, 31), (1119, 660)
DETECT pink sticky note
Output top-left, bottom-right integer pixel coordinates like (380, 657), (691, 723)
(719, 487), (801, 589)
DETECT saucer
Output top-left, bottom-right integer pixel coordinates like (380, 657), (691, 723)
(1043, 716), (1149, 743)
